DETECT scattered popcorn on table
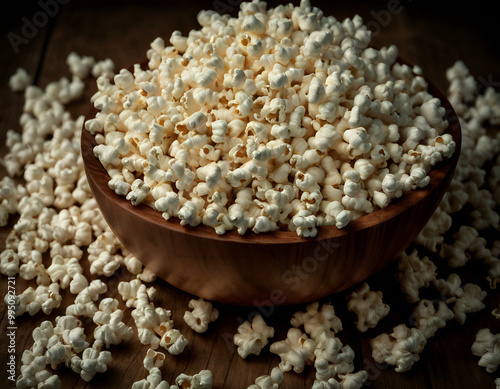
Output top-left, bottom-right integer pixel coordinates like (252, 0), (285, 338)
(472, 328), (500, 373)
(290, 301), (342, 341)
(346, 282), (390, 332)
(371, 324), (427, 373)
(270, 327), (316, 373)
(170, 369), (213, 389)
(453, 283), (487, 325)
(132, 348), (170, 389)
(183, 297), (219, 333)
(70, 344), (112, 382)
(234, 314), (275, 359)
(93, 297), (134, 348)
(412, 299), (454, 339)
(9, 67), (32, 92)
(247, 366), (284, 389)
(396, 248), (437, 303)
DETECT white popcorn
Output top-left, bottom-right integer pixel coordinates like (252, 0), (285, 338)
(439, 225), (478, 267)
(371, 324), (427, 373)
(234, 314), (275, 359)
(91, 58), (115, 79)
(142, 348), (166, 372)
(93, 298), (134, 348)
(337, 371), (368, 389)
(472, 328), (500, 373)
(136, 348), (175, 389)
(159, 326), (188, 355)
(66, 279), (107, 318)
(84, 1), (455, 237)
(290, 301), (343, 341)
(453, 283), (487, 325)
(7, 282), (62, 317)
(66, 52), (96, 79)
(183, 298), (219, 333)
(432, 273), (464, 302)
(247, 366), (284, 389)
(118, 278), (157, 308)
(270, 327), (316, 373)
(396, 249), (437, 303)
(412, 299), (454, 339)
(70, 345), (112, 382)
(132, 367), (169, 389)
(46, 255), (83, 289)
(54, 315), (90, 353)
(347, 282), (390, 332)
(9, 67), (32, 92)
(17, 353), (60, 389)
(0, 248), (19, 276)
(171, 369), (213, 389)
(313, 332), (356, 380)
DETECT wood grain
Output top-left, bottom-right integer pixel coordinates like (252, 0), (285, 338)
(1, 1), (499, 388)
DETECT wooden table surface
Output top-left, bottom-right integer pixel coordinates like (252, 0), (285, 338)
(1, 1), (500, 388)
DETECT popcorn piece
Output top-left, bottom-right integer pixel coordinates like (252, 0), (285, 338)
(183, 298), (219, 333)
(396, 249), (437, 303)
(472, 328), (500, 373)
(432, 273), (464, 302)
(290, 301), (342, 341)
(66, 279), (107, 318)
(9, 67), (32, 92)
(158, 326), (188, 356)
(313, 332), (356, 380)
(118, 278), (156, 308)
(0, 248), (19, 276)
(338, 371), (368, 389)
(54, 315), (89, 353)
(234, 314), (275, 359)
(66, 52), (96, 79)
(247, 366), (284, 389)
(17, 354), (60, 389)
(269, 328), (316, 373)
(131, 349), (169, 389)
(439, 225), (478, 268)
(70, 345), (112, 382)
(453, 283), (487, 324)
(347, 282), (390, 332)
(142, 348), (166, 371)
(91, 58), (115, 79)
(371, 324), (427, 372)
(7, 282), (62, 317)
(171, 369), (213, 389)
(93, 298), (134, 348)
(412, 299), (454, 338)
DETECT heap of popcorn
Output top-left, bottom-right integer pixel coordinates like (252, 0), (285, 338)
(84, 0), (455, 237)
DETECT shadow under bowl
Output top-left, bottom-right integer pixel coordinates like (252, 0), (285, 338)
(81, 77), (460, 306)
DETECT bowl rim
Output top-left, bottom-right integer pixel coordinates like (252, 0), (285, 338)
(81, 60), (461, 246)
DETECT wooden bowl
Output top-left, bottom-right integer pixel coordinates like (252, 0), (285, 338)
(81, 78), (460, 306)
